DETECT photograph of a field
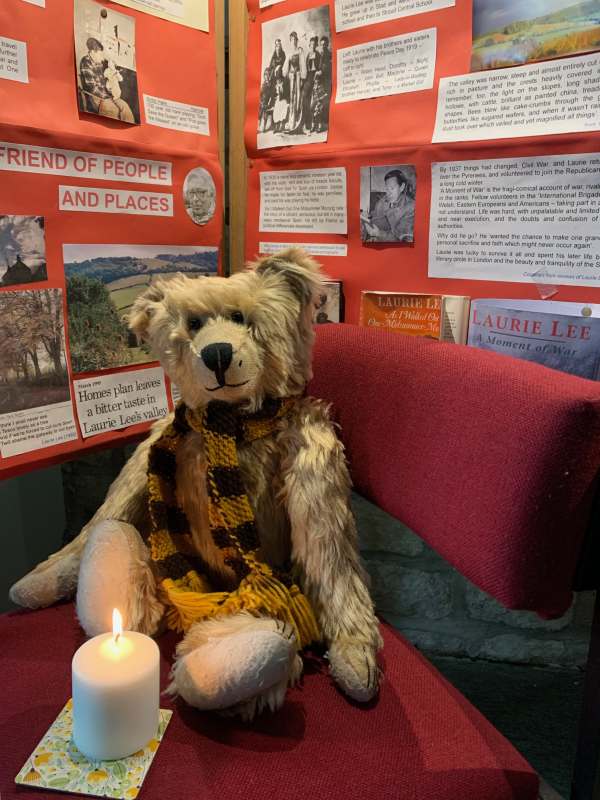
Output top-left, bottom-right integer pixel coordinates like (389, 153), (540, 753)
(63, 244), (218, 373)
(472, 0), (600, 71)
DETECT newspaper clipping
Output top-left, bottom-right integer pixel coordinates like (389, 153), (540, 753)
(429, 152), (600, 286)
(259, 167), (347, 233)
(74, 366), (169, 438)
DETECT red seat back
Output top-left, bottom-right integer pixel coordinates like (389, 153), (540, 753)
(308, 324), (600, 617)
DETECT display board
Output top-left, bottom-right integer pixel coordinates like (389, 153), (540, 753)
(242, 0), (600, 323)
(0, 0), (222, 478)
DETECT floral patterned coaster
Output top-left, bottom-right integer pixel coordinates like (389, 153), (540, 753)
(15, 699), (172, 798)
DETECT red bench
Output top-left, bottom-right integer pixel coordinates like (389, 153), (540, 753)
(3, 323), (600, 800)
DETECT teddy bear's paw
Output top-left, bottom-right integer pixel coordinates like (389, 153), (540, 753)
(175, 612), (297, 656)
(9, 550), (81, 610)
(168, 626), (298, 713)
(220, 651), (303, 722)
(219, 653), (302, 722)
(327, 639), (380, 703)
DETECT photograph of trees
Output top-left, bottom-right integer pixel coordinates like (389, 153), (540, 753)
(0, 289), (71, 414)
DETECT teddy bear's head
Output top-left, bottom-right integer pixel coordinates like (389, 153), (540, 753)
(128, 248), (323, 411)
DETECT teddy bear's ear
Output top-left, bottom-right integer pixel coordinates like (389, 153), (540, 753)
(253, 247), (322, 306)
(128, 282), (166, 341)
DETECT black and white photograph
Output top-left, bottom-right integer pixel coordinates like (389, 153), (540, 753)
(258, 5), (332, 149)
(313, 280), (344, 324)
(360, 165), (416, 244)
(74, 0), (140, 124)
(0, 289), (71, 414)
(0, 216), (47, 287)
(183, 167), (217, 226)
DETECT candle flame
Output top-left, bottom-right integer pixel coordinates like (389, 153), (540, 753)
(112, 608), (122, 644)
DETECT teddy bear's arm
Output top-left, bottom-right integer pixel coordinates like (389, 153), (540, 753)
(9, 414), (173, 610)
(281, 399), (382, 701)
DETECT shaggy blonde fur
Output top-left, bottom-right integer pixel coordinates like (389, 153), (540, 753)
(9, 248), (382, 717)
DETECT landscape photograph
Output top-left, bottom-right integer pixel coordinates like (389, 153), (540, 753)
(0, 289), (71, 414)
(63, 244), (218, 373)
(471, 0), (600, 71)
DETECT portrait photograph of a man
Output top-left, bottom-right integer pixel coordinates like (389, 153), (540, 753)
(183, 168), (216, 226)
(74, 0), (140, 124)
(360, 165), (416, 244)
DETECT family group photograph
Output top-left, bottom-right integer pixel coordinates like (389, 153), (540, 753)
(258, 5), (332, 149)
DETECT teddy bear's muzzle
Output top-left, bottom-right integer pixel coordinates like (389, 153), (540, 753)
(201, 341), (233, 386)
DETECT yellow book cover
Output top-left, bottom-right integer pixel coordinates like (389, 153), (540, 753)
(359, 292), (442, 338)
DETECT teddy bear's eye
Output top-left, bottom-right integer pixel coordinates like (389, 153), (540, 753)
(188, 316), (204, 331)
(230, 311), (245, 324)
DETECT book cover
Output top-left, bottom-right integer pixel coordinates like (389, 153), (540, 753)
(468, 299), (600, 380)
(359, 292), (470, 343)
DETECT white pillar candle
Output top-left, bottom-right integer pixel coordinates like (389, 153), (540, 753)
(72, 609), (160, 761)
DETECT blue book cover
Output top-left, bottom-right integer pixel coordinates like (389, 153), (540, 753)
(468, 299), (600, 380)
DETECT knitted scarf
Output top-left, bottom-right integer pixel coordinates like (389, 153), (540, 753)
(145, 398), (320, 650)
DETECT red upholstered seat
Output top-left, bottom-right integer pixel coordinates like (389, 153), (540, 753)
(0, 603), (538, 800)
(309, 325), (600, 618)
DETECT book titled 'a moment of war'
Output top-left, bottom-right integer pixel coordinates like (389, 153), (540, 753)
(468, 299), (600, 380)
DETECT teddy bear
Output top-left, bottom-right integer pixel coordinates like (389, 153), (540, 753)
(9, 248), (382, 719)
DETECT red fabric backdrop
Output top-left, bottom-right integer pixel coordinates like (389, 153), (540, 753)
(0, 0), (221, 478)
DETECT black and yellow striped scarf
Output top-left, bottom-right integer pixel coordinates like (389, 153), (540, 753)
(145, 398), (320, 650)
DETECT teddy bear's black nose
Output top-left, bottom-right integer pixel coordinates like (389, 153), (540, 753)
(201, 342), (233, 382)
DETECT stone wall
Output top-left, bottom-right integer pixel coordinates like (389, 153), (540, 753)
(60, 449), (593, 668)
(354, 493), (593, 668)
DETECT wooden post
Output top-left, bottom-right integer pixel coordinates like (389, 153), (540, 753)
(214, 1), (228, 271)
(215, 2), (226, 171)
(228, 1), (249, 273)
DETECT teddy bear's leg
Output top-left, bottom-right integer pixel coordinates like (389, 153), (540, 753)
(76, 519), (164, 637)
(9, 416), (171, 610)
(282, 402), (383, 703)
(168, 613), (302, 721)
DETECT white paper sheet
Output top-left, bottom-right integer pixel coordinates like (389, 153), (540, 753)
(335, 0), (454, 32)
(0, 142), (171, 185)
(259, 168), (347, 234)
(0, 402), (77, 458)
(429, 152), (600, 287)
(259, 242), (347, 257)
(59, 186), (173, 216)
(433, 52), (600, 142)
(143, 95), (209, 135)
(0, 37), (28, 84)
(74, 367), (169, 438)
(336, 27), (436, 103)
(109, 0), (208, 30)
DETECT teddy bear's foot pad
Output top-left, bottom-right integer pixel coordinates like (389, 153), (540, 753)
(328, 639), (380, 703)
(170, 628), (296, 712)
